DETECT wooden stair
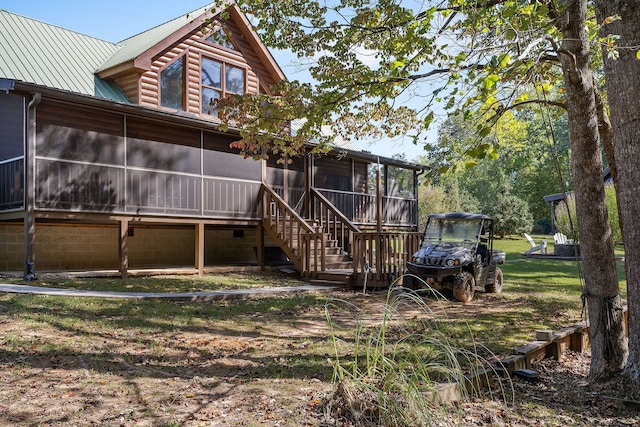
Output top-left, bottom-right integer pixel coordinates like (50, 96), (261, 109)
(261, 185), (354, 288)
(310, 269), (354, 289)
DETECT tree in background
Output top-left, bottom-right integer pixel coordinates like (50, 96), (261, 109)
(424, 108), (564, 233)
(416, 175), (479, 227)
(492, 194), (534, 237)
(215, 0), (629, 386)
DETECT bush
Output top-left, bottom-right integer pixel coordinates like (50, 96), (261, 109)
(532, 218), (552, 234)
(489, 194), (533, 237)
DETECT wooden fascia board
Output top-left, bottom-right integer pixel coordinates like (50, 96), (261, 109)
(134, 10), (219, 70)
(228, 5), (287, 83)
(98, 7), (223, 79)
(96, 60), (143, 80)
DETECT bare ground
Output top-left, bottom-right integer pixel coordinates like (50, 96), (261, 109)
(0, 289), (638, 426)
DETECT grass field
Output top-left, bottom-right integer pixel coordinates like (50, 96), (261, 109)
(0, 235), (631, 426)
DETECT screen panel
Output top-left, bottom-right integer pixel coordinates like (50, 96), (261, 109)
(0, 94), (25, 161)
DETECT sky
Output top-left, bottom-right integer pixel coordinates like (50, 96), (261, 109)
(0, 1), (431, 161)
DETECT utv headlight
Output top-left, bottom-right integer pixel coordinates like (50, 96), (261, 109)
(446, 259), (460, 267)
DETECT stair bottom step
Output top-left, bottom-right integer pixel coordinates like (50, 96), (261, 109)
(309, 279), (348, 287)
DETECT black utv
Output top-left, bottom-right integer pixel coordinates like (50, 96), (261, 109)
(404, 212), (506, 302)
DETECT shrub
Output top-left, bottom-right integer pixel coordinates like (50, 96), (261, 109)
(489, 194), (533, 237)
(532, 218), (552, 234)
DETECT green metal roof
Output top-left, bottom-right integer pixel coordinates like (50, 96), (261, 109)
(0, 10), (128, 102)
(97, 3), (218, 73)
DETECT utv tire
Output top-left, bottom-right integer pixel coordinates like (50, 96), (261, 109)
(452, 271), (475, 303)
(402, 273), (416, 290)
(485, 267), (503, 293)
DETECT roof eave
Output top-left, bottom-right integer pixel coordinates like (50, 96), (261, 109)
(13, 81), (242, 136)
(96, 60), (143, 80)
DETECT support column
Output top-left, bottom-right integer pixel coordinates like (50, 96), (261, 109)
(376, 161), (383, 233)
(119, 219), (129, 279)
(195, 222), (205, 277)
(256, 223), (265, 270)
(305, 155), (312, 220)
(24, 93), (40, 281)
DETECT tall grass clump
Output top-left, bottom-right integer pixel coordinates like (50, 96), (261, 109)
(321, 278), (513, 426)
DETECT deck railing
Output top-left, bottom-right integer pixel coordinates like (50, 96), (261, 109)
(0, 158), (24, 211)
(33, 158), (262, 219)
(36, 159), (125, 212)
(352, 231), (422, 285)
(317, 188), (417, 227)
(261, 184), (324, 274)
(310, 187), (361, 255)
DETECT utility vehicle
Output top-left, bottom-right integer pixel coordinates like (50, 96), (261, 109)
(404, 212), (506, 302)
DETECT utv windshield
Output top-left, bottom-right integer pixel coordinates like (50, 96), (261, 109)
(422, 218), (483, 247)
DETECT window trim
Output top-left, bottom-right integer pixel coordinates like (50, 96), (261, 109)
(200, 54), (247, 116)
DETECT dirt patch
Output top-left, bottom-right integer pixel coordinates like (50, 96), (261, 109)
(0, 289), (638, 426)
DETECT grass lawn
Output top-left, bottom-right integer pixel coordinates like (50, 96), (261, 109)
(0, 235), (632, 426)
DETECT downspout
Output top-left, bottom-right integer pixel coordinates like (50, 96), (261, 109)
(24, 92), (41, 281)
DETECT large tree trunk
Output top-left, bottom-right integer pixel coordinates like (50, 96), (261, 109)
(596, 0), (640, 385)
(555, 0), (627, 380)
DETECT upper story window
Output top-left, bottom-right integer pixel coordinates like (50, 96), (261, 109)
(201, 57), (246, 115)
(206, 28), (235, 50)
(160, 56), (185, 110)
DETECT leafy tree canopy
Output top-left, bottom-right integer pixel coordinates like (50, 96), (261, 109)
(214, 0), (610, 163)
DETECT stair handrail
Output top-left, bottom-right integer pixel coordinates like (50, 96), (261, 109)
(310, 187), (361, 255)
(261, 184), (324, 274)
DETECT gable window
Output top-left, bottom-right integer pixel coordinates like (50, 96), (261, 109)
(160, 56), (185, 110)
(206, 28), (235, 50)
(201, 57), (246, 115)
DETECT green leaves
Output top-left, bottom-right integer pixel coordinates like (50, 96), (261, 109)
(482, 74), (500, 90)
(211, 0), (574, 161)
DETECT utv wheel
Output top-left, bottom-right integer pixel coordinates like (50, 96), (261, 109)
(485, 267), (503, 294)
(402, 273), (416, 290)
(452, 271), (475, 303)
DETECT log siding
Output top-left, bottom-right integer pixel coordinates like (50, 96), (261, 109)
(132, 21), (266, 115)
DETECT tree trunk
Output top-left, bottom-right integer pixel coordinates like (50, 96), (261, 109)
(594, 88), (623, 240)
(596, 0), (640, 385)
(555, 0), (627, 380)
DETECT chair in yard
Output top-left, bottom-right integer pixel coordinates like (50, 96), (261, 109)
(554, 232), (568, 245)
(524, 233), (548, 255)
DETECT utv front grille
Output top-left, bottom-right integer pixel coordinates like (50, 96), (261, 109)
(425, 257), (446, 266)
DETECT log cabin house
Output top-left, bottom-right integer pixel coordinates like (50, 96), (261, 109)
(0, 4), (424, 287)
